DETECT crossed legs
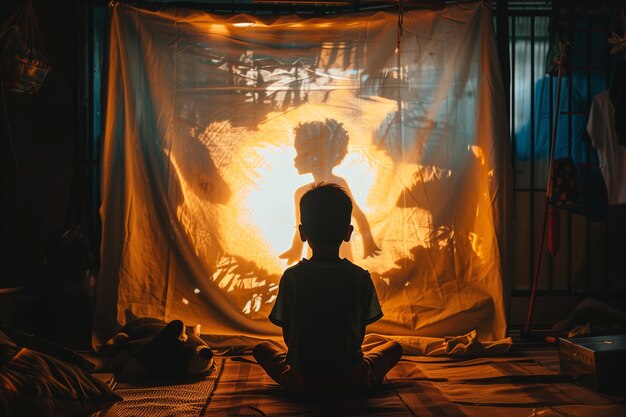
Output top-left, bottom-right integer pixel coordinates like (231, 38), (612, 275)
(253, 340), (403, 391)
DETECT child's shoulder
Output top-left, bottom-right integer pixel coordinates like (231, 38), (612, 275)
(295, 184), (311, 196)
(343, 259), (371, 278)
(291, 258), (370, 277)
(282, 260), (313, 278)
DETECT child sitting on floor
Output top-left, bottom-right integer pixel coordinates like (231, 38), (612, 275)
(254, 183), (402, 398)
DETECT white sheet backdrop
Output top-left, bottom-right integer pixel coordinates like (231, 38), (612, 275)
(94, 1), (512, 347)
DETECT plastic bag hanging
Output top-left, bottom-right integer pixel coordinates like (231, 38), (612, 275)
(0, 0), (51, 94)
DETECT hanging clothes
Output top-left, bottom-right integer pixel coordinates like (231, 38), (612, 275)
(586, 90), (626, 205)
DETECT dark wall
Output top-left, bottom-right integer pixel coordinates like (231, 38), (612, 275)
(1, 0), (82, 288)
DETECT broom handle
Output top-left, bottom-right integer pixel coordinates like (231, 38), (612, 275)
(524, 45), (568, 332)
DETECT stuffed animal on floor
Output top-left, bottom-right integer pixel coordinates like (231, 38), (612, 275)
(99, 317), (214, 382)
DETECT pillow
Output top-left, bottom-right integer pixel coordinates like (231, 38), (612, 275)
(0, 335), (121, 417)
(0, 325), (96, 372)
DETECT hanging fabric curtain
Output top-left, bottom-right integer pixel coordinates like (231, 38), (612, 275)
(0, 0), (51, 94)
(94, 0), (512, 348)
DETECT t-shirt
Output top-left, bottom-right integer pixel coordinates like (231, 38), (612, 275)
(269, 258), (383, 374)
(587, 90), (626, 205)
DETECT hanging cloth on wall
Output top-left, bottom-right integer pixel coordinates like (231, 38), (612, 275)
(0, 0), (51, 94)
(94, 1), (512, 346)
(609, 61), (626, 147)
(587, 90), (626, 205)
(571, 162), (609, 221)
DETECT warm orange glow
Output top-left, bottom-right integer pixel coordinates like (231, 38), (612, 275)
(173, 97), (428, 280)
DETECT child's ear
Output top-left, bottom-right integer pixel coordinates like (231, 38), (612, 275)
(298, 224), (308, 242)
(343, 225), (354, 242)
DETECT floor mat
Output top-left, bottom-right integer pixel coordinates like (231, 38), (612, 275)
(112, 372), (218, 417)
(106, 348), (626, 417)
(202, 357), (414, 416)
(203, 351), (626, 417)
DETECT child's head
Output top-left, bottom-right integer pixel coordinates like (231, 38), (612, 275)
(299, 183), (352, 245)
(293, 119), (349, 174)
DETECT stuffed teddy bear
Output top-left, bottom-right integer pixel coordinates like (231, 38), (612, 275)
(99, 317), (214, 382)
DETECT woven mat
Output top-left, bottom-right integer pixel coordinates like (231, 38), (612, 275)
(203, 357), (413, 416)
(202, 351), (626, 417)
(105, 348), (626, 417)
(112, 372), (218, 417)
(388, 358), (625, 417)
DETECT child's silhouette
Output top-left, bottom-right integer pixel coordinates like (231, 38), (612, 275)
(254, 183), (402, 398)
(280, 119), (381, 264)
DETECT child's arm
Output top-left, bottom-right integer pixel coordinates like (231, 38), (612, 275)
(339, 180), (381, 258)
(279, 187), (306, 264)
(269, 273), (293, 348)
(279, 234), (304, 265)
(352, 201), (381, 258)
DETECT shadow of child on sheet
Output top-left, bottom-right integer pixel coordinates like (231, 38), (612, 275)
(280, 119), (381, 265)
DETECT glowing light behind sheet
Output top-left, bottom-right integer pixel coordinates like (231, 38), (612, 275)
(198, 96), (397, 276)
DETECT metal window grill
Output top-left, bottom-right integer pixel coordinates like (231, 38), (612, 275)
(506, 1), (626, 297)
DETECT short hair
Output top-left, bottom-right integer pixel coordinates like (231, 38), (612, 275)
(300, 183), (352, 245)
(294, 119), (349, 168)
